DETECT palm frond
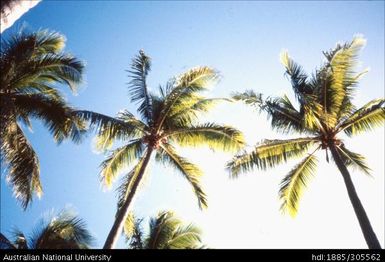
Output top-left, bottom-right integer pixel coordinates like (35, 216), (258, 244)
(279, 153), (318, 217)
(165, 123), (245, 152)
(145, 211), (177, 249)
(280, 51), (312, 101)
(1, 123), (41, 209)
(1, 31), (83, 93)
(168, 97), (230, 127)
(92, 110), (148, 151)
(326, 36), (366, 127)
(116, 153), (147, 211)
(157, 143), (207, 209)
(227, 137), (319, 177)
(100, 139), (145, 187)
(127, 50), (153, 124)
(11, 53), (84, 93)
(76, 110), (146, 144)
(126, 217), (145, 249)
(337, 145), (371, 175)
(156, 67), (219, 131)
(123, 212), (136, 238)
(264, 96), (306, 133)
(231, 90), (264, 109)
(165, 223), (202, 249)
(13, 94), (86, 144)
(31, 210), (94, 249)
(338, 98), (385, 136)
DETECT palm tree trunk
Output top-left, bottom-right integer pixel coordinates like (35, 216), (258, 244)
(103, 147), (154, 249)
(329, 144), (381, 249)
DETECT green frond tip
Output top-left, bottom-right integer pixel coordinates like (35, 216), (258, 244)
(227, 137), (319, 177)
(279, 154), (318, 217)
(231, 90), (264, 109)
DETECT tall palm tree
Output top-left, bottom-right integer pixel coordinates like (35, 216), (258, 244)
(0, 30), (85, 209)
(0, 210), (94, 249)
(228, 36), (384, 249)
(124, 211), (204, 249)
(76, 50), (245, 249)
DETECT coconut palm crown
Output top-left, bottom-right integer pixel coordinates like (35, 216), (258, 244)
(228, 36), (384, 249)
(0, 30), (85, 209)
(0, 210), (94, 249)
(76, 50), (245, 248)
(125, 211), (204, 249)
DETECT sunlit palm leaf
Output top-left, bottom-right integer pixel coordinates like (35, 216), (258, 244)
(338, 98), (385, 136)
(326, 36), (366, 127)
(93, 110), (148, 151)
(279, 154), (318, 217)
(227, 137), (319, 177)
(156, 67), (219, 131)
(157, 143), (207, 209)
(168, 98), (229, 127)
(76, 110), (146, 145)
(166, 123), (245, 152)
(100, 139), (144, 187)
(165, 223), (202, 249)
(123, 212), (135, 238)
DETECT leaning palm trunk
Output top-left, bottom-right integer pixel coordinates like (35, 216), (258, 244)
(329, 144), (381, 249)
(103, 148), (154, 249)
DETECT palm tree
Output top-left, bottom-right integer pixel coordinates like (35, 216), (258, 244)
(76, 50), (245, 249)
(0, 30), (85, 209)
(228, 36), (384, 249)
(124, 211), (204, 249)
(0, 210), (94, 249)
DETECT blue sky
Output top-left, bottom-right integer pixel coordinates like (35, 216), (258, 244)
(1, 1), (384, 248)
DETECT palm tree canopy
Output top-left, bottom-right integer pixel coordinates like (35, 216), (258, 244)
(77, 50), (245, 210)
(0, 30), (86, 209)
(0, 210), (94, 249)
(229, 36), (385, 216)
(125, 211), (203, 249)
